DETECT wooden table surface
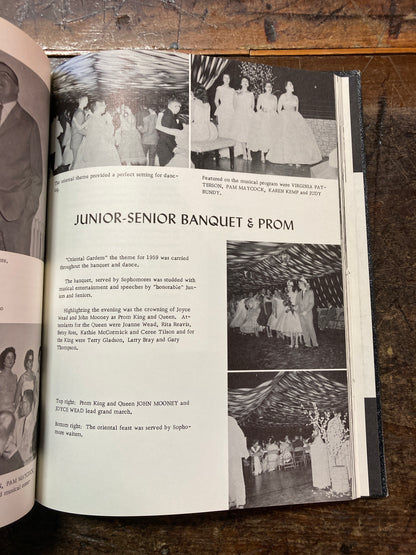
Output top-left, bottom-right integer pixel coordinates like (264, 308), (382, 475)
(1, 2), (415, 553)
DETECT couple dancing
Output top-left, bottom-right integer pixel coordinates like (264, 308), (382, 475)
(282, 277), (319, 349)
(70, 96), (121, 169)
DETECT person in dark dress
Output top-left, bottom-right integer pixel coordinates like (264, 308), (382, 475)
(156, 97), (183, 166)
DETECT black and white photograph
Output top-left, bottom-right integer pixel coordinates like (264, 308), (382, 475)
(50, 50), (189, 174)
(227, 241), (346, 370)
(0, 51), (49, 259)
(191, 55), (337, 178)
(228, 370), (351, 509)
(0, 324), (41, 476)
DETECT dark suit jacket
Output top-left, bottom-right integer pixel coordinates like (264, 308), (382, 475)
(158, 108), (182, 152)
(0, 103), (42, 222)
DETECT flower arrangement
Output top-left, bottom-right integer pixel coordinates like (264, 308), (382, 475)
(238, 61), (275, 98)
(281, 288), (295, 314)
(302, 402), (349, 449)
(302, 402), (331, 441)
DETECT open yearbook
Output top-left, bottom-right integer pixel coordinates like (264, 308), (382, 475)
(0, 18), (386, 527)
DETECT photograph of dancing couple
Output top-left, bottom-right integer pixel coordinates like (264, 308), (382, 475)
(228, 370), (351, 510)
(50, 50), (189, 174)
(227, 241), (346, 370)
(191, 55), (337, 179)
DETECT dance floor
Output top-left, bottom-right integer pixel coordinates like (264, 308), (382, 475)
(228, 329), (346, 370)
(195, 150), (325, 177)
(243, 463), (351, 508)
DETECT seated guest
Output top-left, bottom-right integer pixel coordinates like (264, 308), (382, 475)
(266, 437), (280, 471)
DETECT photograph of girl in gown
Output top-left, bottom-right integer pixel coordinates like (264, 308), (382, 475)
(214, 73), (235, 139)
(50, 50), (189, 174)
(231, 77), (255, 160)
(267, 80), (322, 166)
(248, 82), (278, 163)
(227, 240), (346, 371)
(191, 55), (336, 178)
(228, 370), (351, 509)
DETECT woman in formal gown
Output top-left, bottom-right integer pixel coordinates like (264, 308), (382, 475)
(74, 100), (121, 168)
(249, 82), (278, 162)
(229, 294), (248, 330)
(250, 440), (263, 476)
(115, 104), (146, 165)
(0, 347), (17, 413)
(268, 288), (285, 338)
(277, 279), (303, 348)
(255, 287), (271, 336)
(214, 73), (235, 138)
(228, 416), (249, 509)
(256, 287), (268, 333)
(267, 80), (322, 166)
(266, 437), (280, 472)
(14, 350), (36, 411)
(240, 292), (261, 336)
(191, 85), (218, 143)
(279, 436), (293, 465)
(310, 430), (331, 489)
(231, 77), (255, 160)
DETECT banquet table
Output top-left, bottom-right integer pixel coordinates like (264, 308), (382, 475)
(1, 2), (415, 552)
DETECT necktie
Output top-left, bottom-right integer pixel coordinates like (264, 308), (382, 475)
(0, 103), (3, 125)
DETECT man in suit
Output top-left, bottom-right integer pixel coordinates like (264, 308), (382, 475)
(156, 97), (183, 167)
(296, 277), (319, 347)
(0, 410), (24, 475)
(0, 61), (42, 256)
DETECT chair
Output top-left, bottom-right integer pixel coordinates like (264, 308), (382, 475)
(293, 447), (305, 467)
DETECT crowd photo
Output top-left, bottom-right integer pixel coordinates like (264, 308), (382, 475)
(0, 325), (41, 476)
(227, 241), (346, 370)
(191, 55), (337, 178)
(50, 50), (189, 174)
(228, 371), (351, 510)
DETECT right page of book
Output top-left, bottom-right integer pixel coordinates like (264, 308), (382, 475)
(37, 53), (384, 516)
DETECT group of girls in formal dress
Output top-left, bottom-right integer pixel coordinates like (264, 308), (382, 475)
(52, 95), (188, 173)
(229, 280), (304, 349)
(0, 346), (40, 472)
(197, 73), (322, 166)
(249, 434), (310, 476)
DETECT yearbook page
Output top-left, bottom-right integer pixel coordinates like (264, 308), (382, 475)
(36, 52), (381, 515)
(0, 18), (50, 528)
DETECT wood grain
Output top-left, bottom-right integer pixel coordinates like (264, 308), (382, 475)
(2, 1), (416, 54)
(1, 3), (415, 552)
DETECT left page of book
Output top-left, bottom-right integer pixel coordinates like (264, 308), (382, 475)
(0, 18), (50, 527)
